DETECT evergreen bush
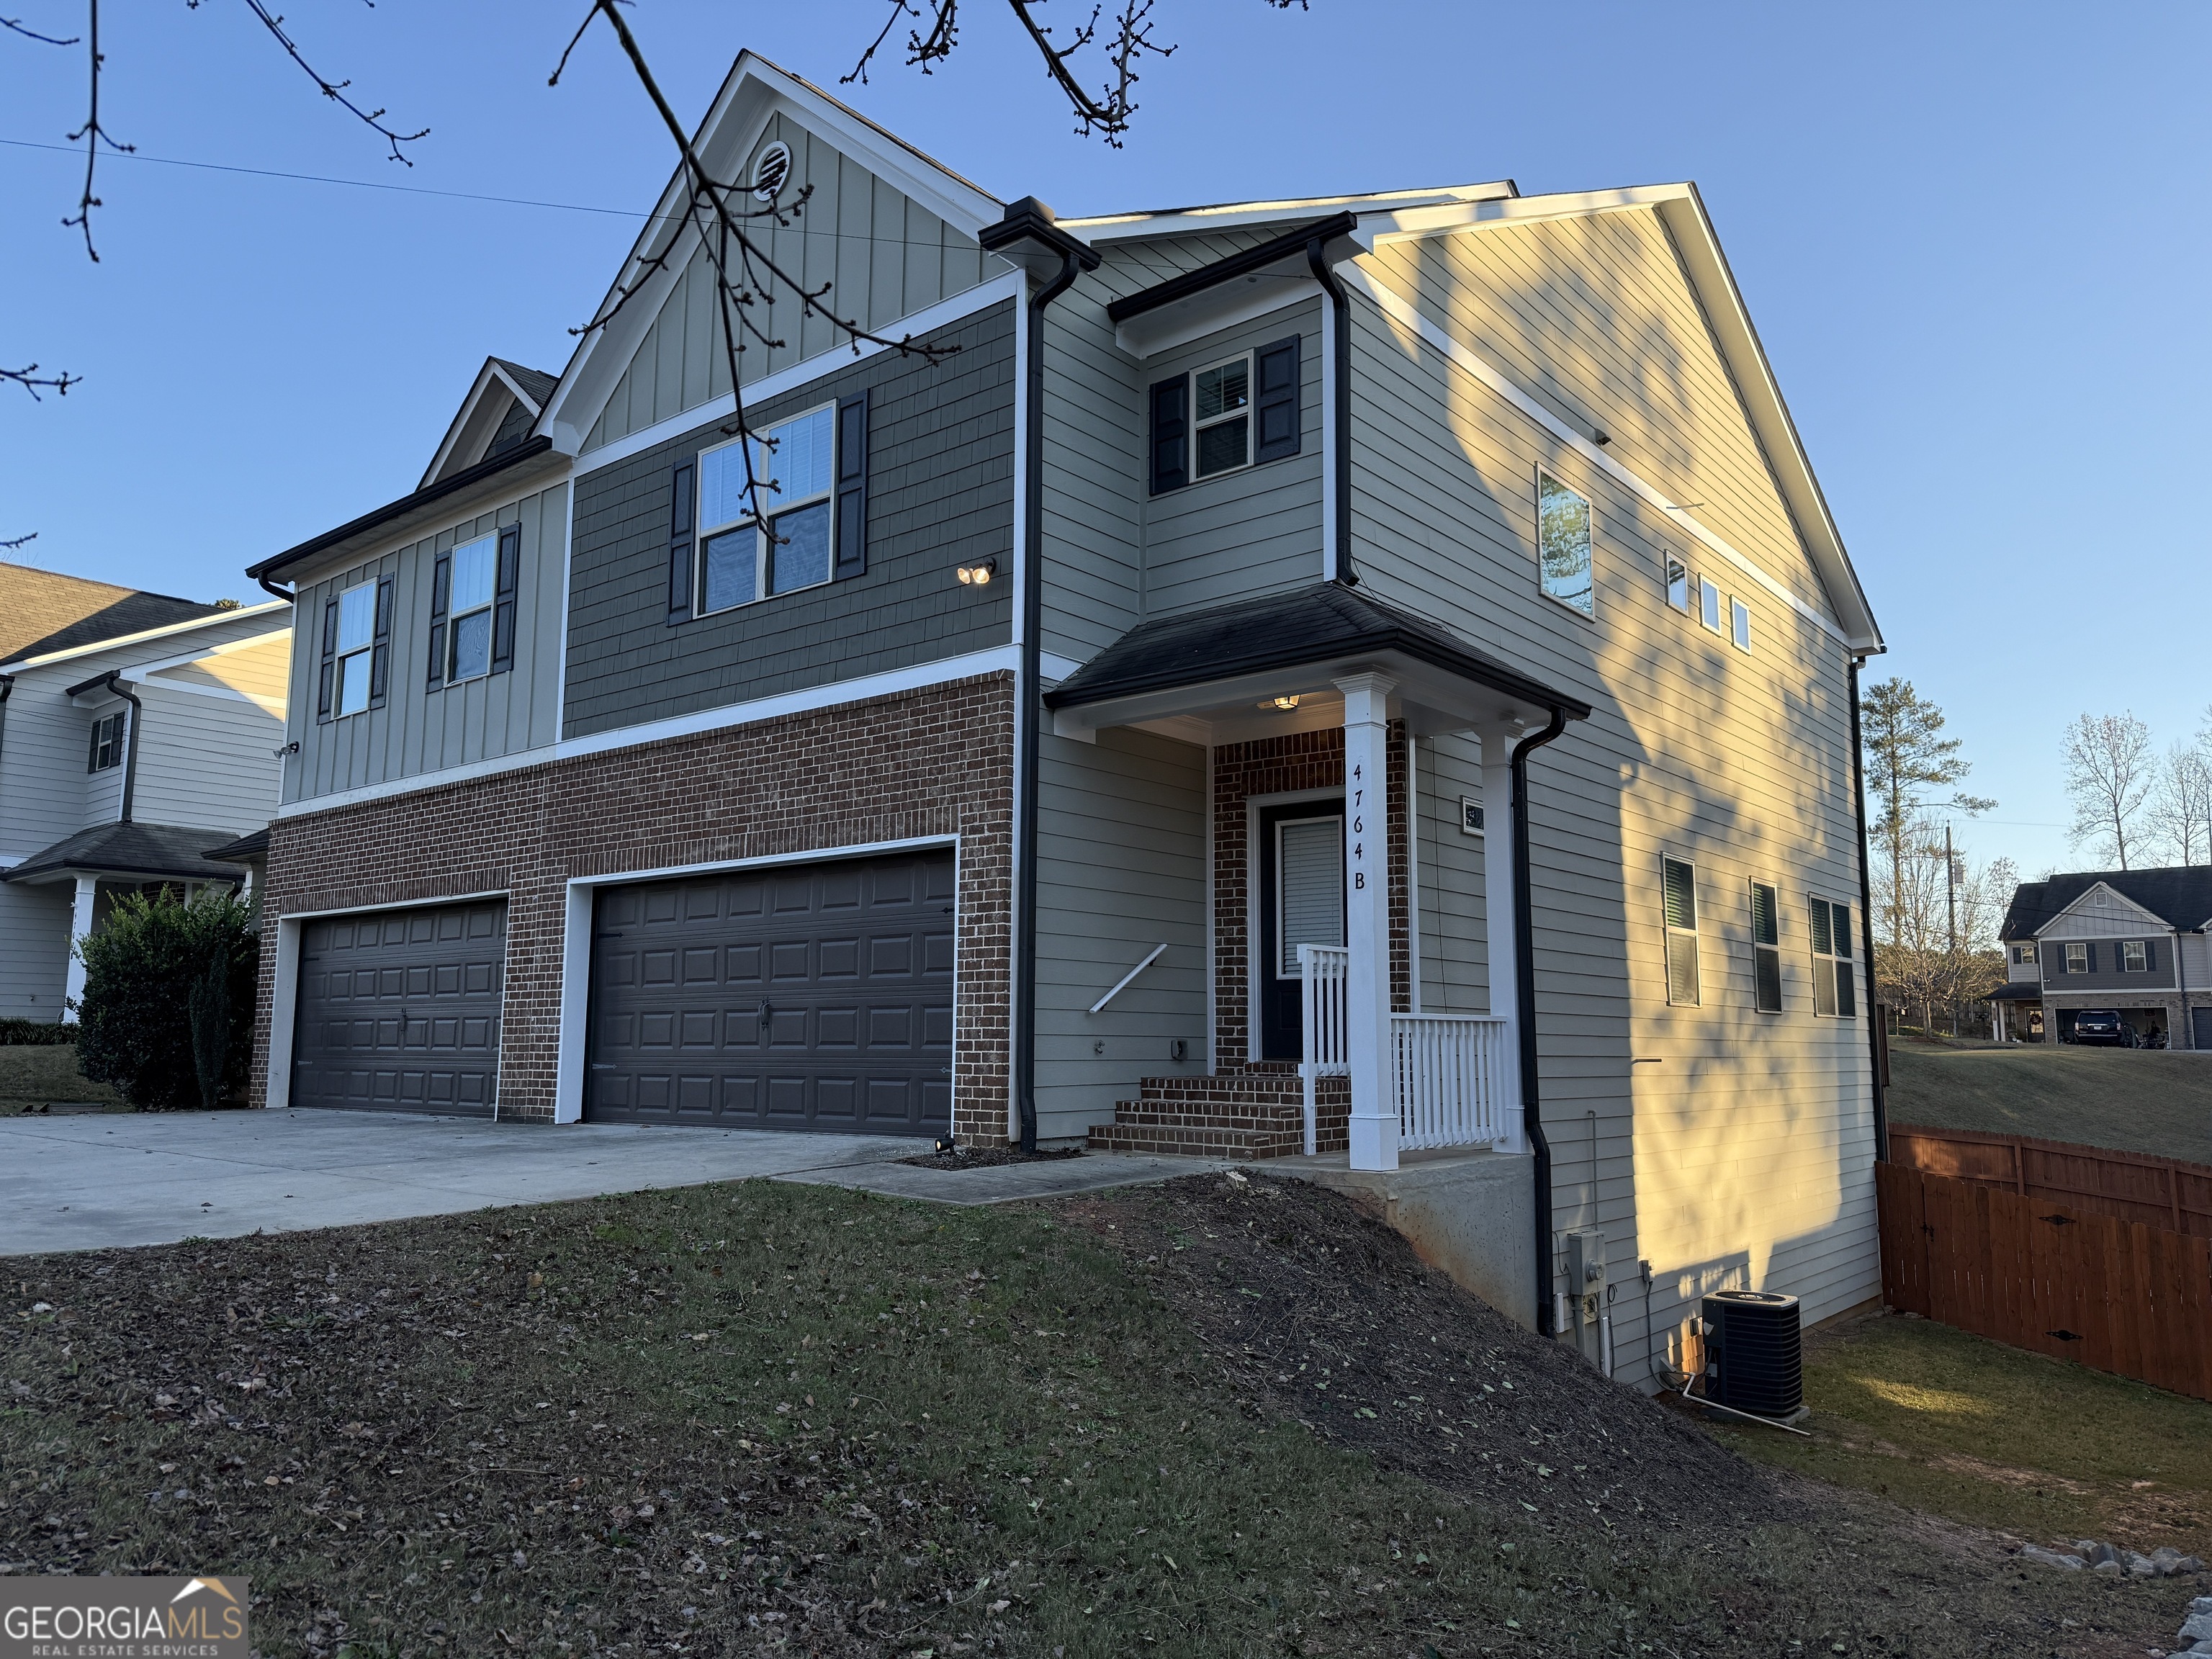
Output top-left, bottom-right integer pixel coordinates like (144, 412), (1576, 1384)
(76, 889), (258, 1110)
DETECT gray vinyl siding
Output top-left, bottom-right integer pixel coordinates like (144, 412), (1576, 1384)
(125, 681), (282, 832)
(284, 482), (569, 804)
(1140, 300), (1323, 619)
(583, 112), (1006, 454)
(1341, 224), (1874, 1351)
(562, 302), (1014, 740)
(2042, 940), (2176, 992)
(1414, 732), (1488, 1013)
(0, 879), (73, 1020)
(1033, 726), (1209, 1141)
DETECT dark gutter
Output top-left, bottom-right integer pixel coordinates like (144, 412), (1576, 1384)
(1304, 233), (1357, 587)
(1509, 705), (1570, 1336)
(246, 435), (555, 585)
(0, 673), (12, 776)
(1849, 655), (1887, 1160)
(109, 673), (143, 825)
(979, 196), (1100, 1153)
(257, 574), (295, 604)
(1105, 211), (1356, 324)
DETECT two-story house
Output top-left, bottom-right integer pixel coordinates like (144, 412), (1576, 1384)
(1995, 868), (2212, 1047)
(238, 53), (1883, 1376)
(0, 567), (292, 1018)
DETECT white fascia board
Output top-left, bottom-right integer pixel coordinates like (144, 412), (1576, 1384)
(0, 600), (292, 674)
(2031, 881), (2171, 939)
(1343, 262), (1853, 650)
(274, 643), (1023, 819)
(538, 51), (1004, 455)
(1353, 183), (1696, 247)
(1063, 181), (1519, 244)
(276, 457), (574, 593)
(421, 359), (544, 490)
(112, 627), (289, 680)
(1114, 276), (1321, 360)
(572, 271), (1022, 477)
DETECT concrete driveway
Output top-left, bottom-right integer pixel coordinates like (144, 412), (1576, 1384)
(0, 1110), (926, 1256)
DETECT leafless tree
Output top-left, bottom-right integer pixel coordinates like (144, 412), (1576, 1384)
(2062, 711), (2156, 869)
(2146, 740), (2212, 866)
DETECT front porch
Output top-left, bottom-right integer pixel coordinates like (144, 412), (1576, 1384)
(1047, 583), (1589, 1174)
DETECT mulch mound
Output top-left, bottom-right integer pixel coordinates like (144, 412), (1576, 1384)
(1058, 1169), (1776, 1533)
(900, 1146), (1086, 1170)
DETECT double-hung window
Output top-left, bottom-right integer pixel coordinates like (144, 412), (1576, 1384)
(1665, 555), (1691, 613)
(1750, 881), (1783, 1012)
(1538, 470), (1593, 616)
(1146, 336), (1300, 494)
(1810, 897), (1856, 1017)
(86, 711), (125, 773)
(1730, 597), (1752, 652)
(2064, 941), (2089, 974)
(1699, 574), (1725, 634)
(446, 534), (498, 683)
(2123, 940), (2149, 972)
(1192, 354), (1252, 478)
(2013, 943), (2037, 966)
(1663, 856), (1699, 1006)
(333, 580), (377, 718)
(696, 404), (836, 613)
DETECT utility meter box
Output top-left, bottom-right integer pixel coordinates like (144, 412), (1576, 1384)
(1565, 1228), (1606, 1365)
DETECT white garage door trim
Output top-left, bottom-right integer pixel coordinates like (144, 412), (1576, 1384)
(553, 835), (960, 1125)
(266, 888), (511, 1112)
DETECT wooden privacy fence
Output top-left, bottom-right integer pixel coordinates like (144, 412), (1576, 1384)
(1890, 1123), (2212, 1239)
(1877, 1161), (2212, 1401)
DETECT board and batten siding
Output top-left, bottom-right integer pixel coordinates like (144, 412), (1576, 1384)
(584, 112), (1008, 454)
(1033, 725), (1208, 1140)
(1413, 732), (1489, 1014)
(2036, 887), (2172, 940)
(563, 302), (1014, 740)
(283, 481), (568, 805)
(1341, 219), (1875, 1372)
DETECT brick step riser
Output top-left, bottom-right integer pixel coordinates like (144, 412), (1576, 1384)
(1110, 1100), (1352, 1126)
(1135, 1079), (1350, 1102)
(1087, 1125), (1349, 1160)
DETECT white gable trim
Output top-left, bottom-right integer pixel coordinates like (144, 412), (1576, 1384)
(0, 601), (292, 673)
(422, 359), (548, 489)
(1064, 182), (1518, 244)
(1341, 261), (1851, 649)
(538, 52), (1003, 459)
(2031, 881), (2175, 940)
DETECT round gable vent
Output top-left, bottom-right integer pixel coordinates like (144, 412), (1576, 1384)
(752, 140), (793, 202)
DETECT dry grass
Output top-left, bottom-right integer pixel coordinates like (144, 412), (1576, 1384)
(0, 1043), (121, 1111)
(1887, 1040), (2212, 1163)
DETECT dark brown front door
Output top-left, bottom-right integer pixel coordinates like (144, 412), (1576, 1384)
(585, 848), (956, 1133)
(1257, 801), (1343, 1061)
(290, 900), (506, 1115)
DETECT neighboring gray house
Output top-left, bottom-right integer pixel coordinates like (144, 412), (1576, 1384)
(1995, 868), (2212, 1047)
(0, 569), (291, 1018)
(239, 53), (1884, 1380)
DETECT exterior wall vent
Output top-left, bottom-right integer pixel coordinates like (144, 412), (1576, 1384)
(1702, 1289), (1802, 1417)
(752, 140), (793, 202)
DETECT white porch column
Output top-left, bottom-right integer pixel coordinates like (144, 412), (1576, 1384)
(1338, 673), (1398, 1172)
(63, 873), (96, 1018)
(1478, 720), (1527, 1154)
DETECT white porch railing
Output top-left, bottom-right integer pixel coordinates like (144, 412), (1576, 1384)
(1297, 944), (1352, 1155)
(1298, 942), (1512, 1156)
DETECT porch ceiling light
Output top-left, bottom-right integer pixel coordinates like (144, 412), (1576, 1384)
(956, 559), (997, 586)
(1260, 694), (1300, 711)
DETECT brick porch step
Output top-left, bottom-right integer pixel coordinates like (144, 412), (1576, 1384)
(1089, 1071), (1350, 1161)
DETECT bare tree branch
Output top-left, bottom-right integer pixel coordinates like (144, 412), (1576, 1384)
(2, 364), (79, 401)
(0, 531), (37, 552)
(59, 0), (130, 261)
(1, 14), (78, 45)
(215, 0), (430, 165)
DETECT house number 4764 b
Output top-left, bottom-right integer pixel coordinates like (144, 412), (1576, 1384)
(1351, 764), (1366, 888)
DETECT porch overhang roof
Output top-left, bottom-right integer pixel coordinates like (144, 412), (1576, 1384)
(1987, 982), (2045, 1002)
(1043, 583), (1591, 739)
(1, 822), (250, 887)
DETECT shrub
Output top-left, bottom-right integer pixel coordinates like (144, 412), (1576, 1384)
(76, 889), (259, 1110)
(0, 1017), (78, 1046)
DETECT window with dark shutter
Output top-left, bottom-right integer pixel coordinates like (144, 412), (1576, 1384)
(1812, 897), (1854, 1017)
(317, 597), (338, 722)
(1253, 335), (1300, 463)
(1663, 856), (1699, 1006)
(490, 523), (521, 675)
(426, 550), (451, 690)
(835, 392), (868, 580)
(1750, 880), (1782, 1013)
(1149, 374), (1189, 494)
(367, 576), (394, 709)
(667, 461), (696, 622)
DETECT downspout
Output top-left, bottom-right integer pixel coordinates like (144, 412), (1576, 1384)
(0, 673), (13, 775)
(994, 202), (1097, 1153)
(1849, 655), (1887, 1159)
(1511, 704), (1570, 1335)
(1305, 236), (1357, 588)
(103, 671), (144, 825)
(257, 574), (296, 604)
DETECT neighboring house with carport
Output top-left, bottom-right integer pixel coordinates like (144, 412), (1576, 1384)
(237, 52), (1886, 1377)
(1995, 868), (2212, 1047)
(0, 570), (292, 1020)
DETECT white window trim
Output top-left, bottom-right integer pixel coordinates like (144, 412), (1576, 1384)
(1730, 596), (1752, 653)
(1274, 811), (1346, 980)
(87, 710), (126, 773)
(1460, 795), (1484, 837)
(1536, 467), (1596, 621)
(1810, 896), (1853, 1016)
(2123, 940), (2148, 972)
(2065, 941), (2089, 973)
(1749, 878), (1782, 1015)
(333, 579), (377, 719)
(1664, 554), (1691, 614)
(1662, 854), (1699, 1007)
(446, 532), (500, 685)
(694, 400), (838, 616)
(1191, 350), (1254, 480)
(1697, 573), (1725, 635)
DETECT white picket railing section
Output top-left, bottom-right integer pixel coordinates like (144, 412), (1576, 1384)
(1298, 943), (1512, 1156)
(1392, 1011), (1513, 1151)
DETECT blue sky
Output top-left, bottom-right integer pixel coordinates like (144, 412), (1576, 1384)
(5, 1), (2208, 876)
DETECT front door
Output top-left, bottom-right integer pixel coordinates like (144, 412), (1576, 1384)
(1256, 801), (1344, 1061)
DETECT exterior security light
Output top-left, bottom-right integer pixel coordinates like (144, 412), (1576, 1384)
(1260, 694), (1300, 711)
(956, 559), (997, 586)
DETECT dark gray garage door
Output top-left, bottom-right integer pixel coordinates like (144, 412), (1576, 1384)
(586, 849), (954, 1132)
(291, 900), (506, 1115)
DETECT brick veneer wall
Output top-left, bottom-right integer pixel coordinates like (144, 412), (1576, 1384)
(253, 673), (1016, 1142)
(1210, 724), (1411, 1066)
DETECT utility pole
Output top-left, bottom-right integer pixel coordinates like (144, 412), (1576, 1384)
(1945, 822), (1959, 1038)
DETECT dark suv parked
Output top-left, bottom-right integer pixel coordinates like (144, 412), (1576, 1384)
(2068, 1010), (2137, 1048)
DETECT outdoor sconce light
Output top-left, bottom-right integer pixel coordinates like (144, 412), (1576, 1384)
(956, 559), (997, 586)
(1258, 693), (1300, 711)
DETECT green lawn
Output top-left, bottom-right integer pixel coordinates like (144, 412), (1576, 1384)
(1714, 1309), (2212, 1561)
(0, 1041), (121, 1110)
(1887, 1038), (2212, 1163)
